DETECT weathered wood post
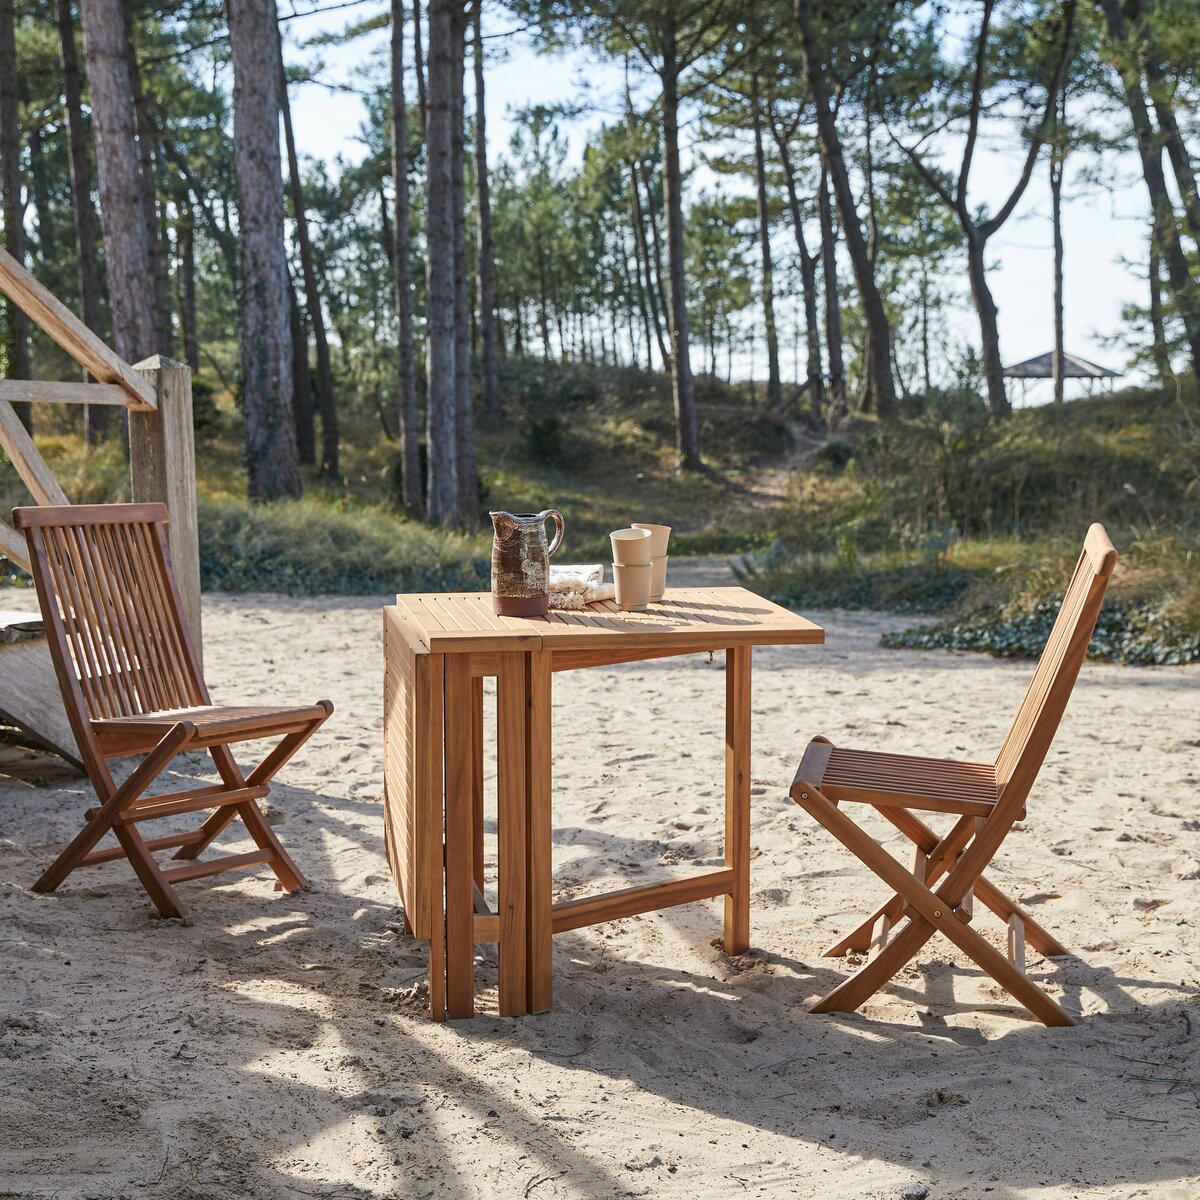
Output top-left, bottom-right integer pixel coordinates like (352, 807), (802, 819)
(131, 356), (202, 658)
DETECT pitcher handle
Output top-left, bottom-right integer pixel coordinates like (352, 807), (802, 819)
(540, 509), (565, 558)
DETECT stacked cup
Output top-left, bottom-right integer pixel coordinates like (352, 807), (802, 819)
(633, 523), (671, 602)
(610, 528), (653, 610)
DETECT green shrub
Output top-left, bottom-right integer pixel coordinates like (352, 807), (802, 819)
(197, 498), (488, 595)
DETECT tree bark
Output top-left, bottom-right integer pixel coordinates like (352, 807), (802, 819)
(629, 159), (668, 368)
(659, 28), (701, 470)
(795, 0), (895, 418)
(228, 0), (301, 500)
(413, 0), (427, 134)
(751, 76), (781, 409)
(1147, 231), (1170, 381)
(774, 125), (824, 425)
(178, 199), (199, 375)
(121, 0), (169, 356)
(80, 0), (156, 369)
(1051, 88), (1066, 404)
(1, 0), (31, 430)
(450, 5), (477, 527)
(58, 0), (105, 422)
(1143, 54), (1200, 246)
(817, 160), (845, 417)
(472, 5), (500, 422)
(423, 0), (459, 524)
(391, 0), (422, 513)
(279, 41), (338, 478)
(288, 282), (315, 464)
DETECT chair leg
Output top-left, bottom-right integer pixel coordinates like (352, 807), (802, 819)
(813, 917), (938, 1014)
(823, 814), (975, 957)
(173, 714), (330, 864)
(112, 822), (189, 921)
(35, 722), (195, 896)
(795, 784), (1076, 1026)
(236, 801), (307, 892)
(882, 807), (1071, 958)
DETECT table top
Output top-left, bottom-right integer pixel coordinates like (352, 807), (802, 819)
(391, 586), (823, 654)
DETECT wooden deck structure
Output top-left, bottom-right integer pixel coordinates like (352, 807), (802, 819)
(0, 248), (200, 761)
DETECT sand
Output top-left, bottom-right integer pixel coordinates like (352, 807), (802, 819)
(1, 561), (1197, 1200)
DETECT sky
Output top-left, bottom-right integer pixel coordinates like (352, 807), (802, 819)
(281, 2), (1155, 399)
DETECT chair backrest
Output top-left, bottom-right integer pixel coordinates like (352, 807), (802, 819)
(994, 523), (1117, 806)
(13, 503), (207, 728)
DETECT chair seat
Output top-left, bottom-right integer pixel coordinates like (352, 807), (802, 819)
(797, 739), (999, 817)
(93, 703), (330, 753)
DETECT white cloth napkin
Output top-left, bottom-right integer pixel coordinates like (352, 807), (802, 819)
(548, 564), (614, 609)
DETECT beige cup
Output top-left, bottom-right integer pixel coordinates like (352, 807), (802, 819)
(611, 527), (653, 565)
(649, 555), (669, 602)
(612, 562), (651, 611)
(632, 522), (671, 557)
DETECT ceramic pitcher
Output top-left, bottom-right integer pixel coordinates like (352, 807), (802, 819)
(489, 509), (565, 616)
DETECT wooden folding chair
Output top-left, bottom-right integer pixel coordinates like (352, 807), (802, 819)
(13, 502), (333, 921)
(791, 524), (1117, 1026)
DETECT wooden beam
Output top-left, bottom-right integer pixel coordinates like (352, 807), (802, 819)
(130, 357), (201, 659)
(0, 380), (129, 406)
(0, 247), (156, 410)
(0, 401), (70, 506)
(0, 519), (30, 573)
(551, 868), (736, 934)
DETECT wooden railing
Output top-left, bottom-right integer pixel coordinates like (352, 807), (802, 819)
(0, 246), (202, 655)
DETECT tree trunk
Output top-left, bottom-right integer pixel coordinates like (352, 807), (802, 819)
(59, 0), (107, 438)
(121, 0), (169, 355)
(1, 0), (31, 431)
(279, 43), (338, 478)
(178, 199), (199, 374)
(751, 76), (781, 409)
(965, 233), (1008, 415)
(1143, 54), (1200, 246)
(796, 0), (895, 419)
(1051, 90), (1066, 405)
(288, 283), (315, 464)
(450, 6), (477, 528)
(228, 0), (301, 500)
(1147, 231), (1170, 381)
(80, 0), (156, 367)
(472, 6), (500, 423)
(817, 160), (845, 417)
(1097, 0), (1200, 383)
(641, 160), (670, 354)
(629, 159), (668, 368)
(773, 120), (823, 424)
(919, 266), (932, 393)
(413, 0), (427, 134)
(659, 31), (701, 469)
(391, 0), (422, 513)
(423, 0), (459, 525)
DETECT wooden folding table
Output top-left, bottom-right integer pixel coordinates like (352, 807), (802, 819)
(383, 587), (823, 1019)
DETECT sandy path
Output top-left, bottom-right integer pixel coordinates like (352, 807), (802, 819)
(0, 573), (1197, 1200)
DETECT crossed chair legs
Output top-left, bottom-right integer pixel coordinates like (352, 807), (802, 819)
(34, 706), (331, 922)
(792, 781), (1076, 1027)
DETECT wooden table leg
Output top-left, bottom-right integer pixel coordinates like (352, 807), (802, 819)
(525, 649), (553, 1013)
(427, 655), (446, 1021)
(444, 655), (475, 1018)
(724, 645), (751, 955)
(472, 675), (485, 892)
(496, 653), (528, 1016)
